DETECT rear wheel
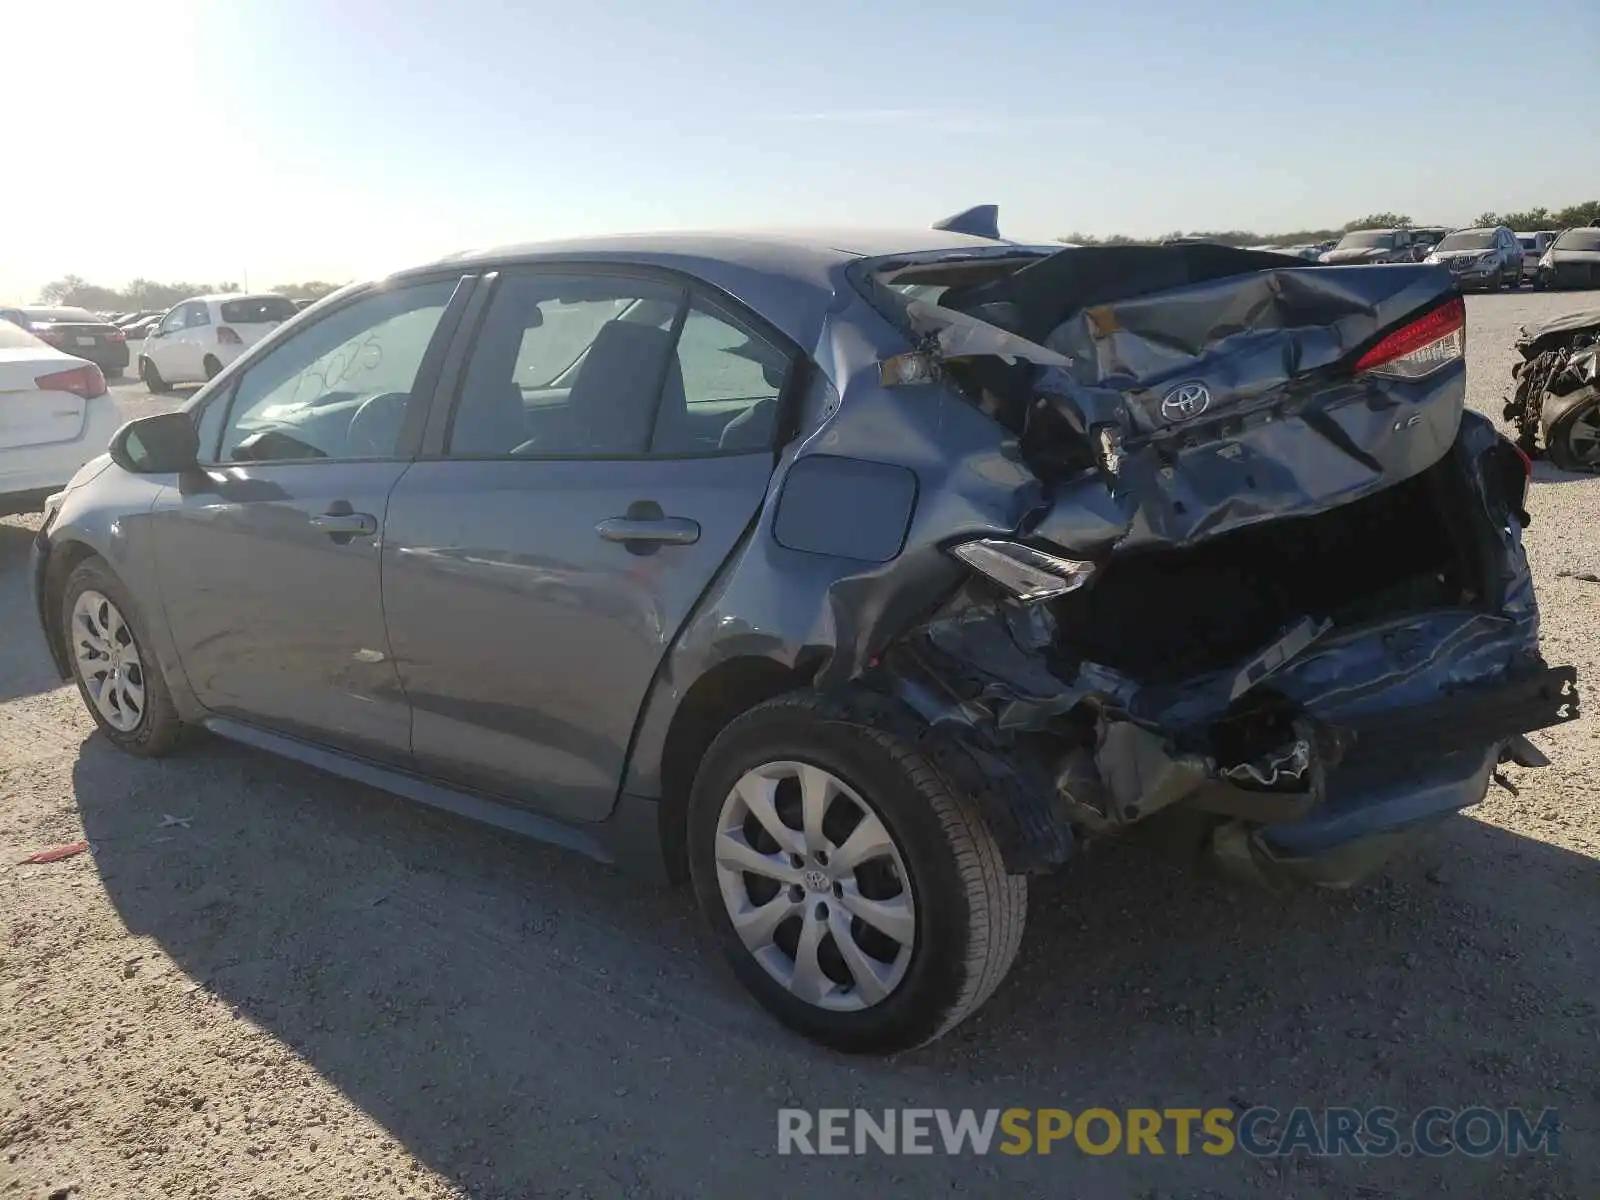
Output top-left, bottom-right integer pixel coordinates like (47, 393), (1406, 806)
(139, 357), (169, 394)
(61, 556), (186, 755)
(202, 354), (222, 381)
(687, 690), (1027, 1053)
(1542, 387), (1600, 474)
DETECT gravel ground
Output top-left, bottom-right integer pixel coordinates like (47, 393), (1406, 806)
(2, 291), (1598, 1199)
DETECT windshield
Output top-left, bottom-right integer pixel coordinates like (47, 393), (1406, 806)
(1436, 230), (1495, 251)
(1554, 229), (1600, 252)
(220, 295), (299, 324)
(22, 306), (100, 324)
(1336, 232), (1394, 250)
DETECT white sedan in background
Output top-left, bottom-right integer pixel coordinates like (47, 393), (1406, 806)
(0, 320), (119, 517)
(136, 292), (300, 392)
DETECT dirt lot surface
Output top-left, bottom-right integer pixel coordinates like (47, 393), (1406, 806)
(3, 291), (1598, 1199)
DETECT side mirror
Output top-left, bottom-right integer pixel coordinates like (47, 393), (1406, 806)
(109, 412), (200, 474)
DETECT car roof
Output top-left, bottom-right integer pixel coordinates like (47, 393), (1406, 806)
(398, 227), (1040, 344)
(186, 292), (291, 304)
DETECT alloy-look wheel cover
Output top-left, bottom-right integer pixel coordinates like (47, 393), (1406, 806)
(1564, 405), (1600, 466)
(70, 590), (146, 733)
(713, 760), (916, 1013)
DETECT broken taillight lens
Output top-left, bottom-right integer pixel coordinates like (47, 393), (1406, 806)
(1353, 296), (1466, 379)
(949, 539), (1096, 601)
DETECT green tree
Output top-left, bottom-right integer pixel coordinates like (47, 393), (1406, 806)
(1553, 200), (1600, 227)
(38, 275), (88, 303)
(271, 280), (344, 301)
(1343, 213), (1411, 231)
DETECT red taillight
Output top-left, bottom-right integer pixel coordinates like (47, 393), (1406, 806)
(32, 326), (65, 344)
(106, 329), (126, 342)
(1511, 440), (1533, 479)
(1354, 297), (1466, 378)
(216, 326), (242, 345)
(35, 364), (107, 399)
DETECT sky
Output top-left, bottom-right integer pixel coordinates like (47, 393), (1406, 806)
(3, 0), (1596, 299)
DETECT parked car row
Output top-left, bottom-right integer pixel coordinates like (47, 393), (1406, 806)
(0, 306), (130, 376)
(1310, 222), (1600, 292)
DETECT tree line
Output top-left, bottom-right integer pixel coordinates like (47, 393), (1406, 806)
(1061, 200), (1600, 248)
(34, 275), (346, 311)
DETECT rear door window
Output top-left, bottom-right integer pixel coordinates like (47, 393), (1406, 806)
(446, 273), (684, 457)
(651, 299), (793, 455)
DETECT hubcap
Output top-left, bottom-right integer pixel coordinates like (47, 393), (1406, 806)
(1566, 406), (1600, 466)
(713, 761), (916, 1012)
(70, 590), (146, 733)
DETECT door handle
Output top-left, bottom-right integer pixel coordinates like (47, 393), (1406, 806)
(595, 516), (700, 546)
(310, 511), (378, 540)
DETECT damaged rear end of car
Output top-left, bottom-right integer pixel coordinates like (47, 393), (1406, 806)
(851, 243), (1578, 888)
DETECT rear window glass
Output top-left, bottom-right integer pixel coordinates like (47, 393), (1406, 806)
(220, 296), (298, 324)
(1517, 237), (1537, 250)
(1554, 229), (1600, 252)
(1336, 232), (1395, 249)
(22, 306), (99, 323)
(0, 321), (45, 349)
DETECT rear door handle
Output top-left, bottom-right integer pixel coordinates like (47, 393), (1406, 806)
(595, 516), (700, 546)
(310, 511), (378, 540)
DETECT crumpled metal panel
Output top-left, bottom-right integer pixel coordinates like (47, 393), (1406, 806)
(929, 247), (1466, 553)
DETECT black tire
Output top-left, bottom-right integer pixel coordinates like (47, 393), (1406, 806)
(104, 367), (124, 379)
(1489, 269), (1504, 292)
(687, 689), (1027, 1054)
(60, 556), (186, 756)
(203, 355), (222, 381)
(139, 357), (169, 394)
(1541, 386), (1600, 474)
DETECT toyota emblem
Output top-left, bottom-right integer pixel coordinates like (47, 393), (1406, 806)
(1161, 382), (1211, 422)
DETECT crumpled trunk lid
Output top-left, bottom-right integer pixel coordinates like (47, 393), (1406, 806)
(899, 245), (1465, 555)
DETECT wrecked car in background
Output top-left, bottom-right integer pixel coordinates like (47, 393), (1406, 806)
(1534, 226), (1600, 291)
(1504, 307), (1600, 472)
(34, 210), (1578, 1055)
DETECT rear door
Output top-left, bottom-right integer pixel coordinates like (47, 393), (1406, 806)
(0, 324), (84, 453)
(150, 274), (473, 762)
(382, 267), (794, 822)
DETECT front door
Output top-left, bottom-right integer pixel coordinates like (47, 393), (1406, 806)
(383, 269), (795, 821)
(147, 304), (198, 382)
(150, 275), (470, 761)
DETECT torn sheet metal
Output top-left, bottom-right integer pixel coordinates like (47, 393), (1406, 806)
(902, 297), (1075, 369)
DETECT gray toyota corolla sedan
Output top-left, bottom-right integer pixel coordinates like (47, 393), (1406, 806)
(32, 210), (1579, 1053)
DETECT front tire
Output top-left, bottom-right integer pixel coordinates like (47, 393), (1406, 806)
(688, 690), (1027, 1053)
(61, 556), (186, 756)
(139, 357), (170, 394)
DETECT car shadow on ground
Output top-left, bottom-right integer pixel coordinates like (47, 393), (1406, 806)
(70, 733), (1596, 1198)
(0, 521), (61, 704)
(1530, 461), (1598, 486)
